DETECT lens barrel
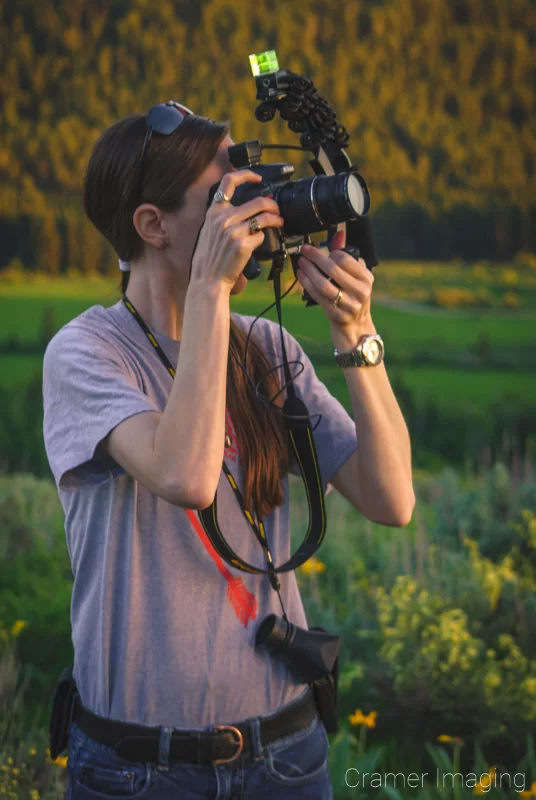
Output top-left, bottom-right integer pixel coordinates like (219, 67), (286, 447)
(255, 614), (295, 653)
(276, 172), (369, 236)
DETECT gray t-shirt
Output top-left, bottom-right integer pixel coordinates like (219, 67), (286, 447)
(42, 298), (358, 729)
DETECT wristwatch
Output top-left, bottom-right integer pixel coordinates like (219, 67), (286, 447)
(334, 334), (384, 368)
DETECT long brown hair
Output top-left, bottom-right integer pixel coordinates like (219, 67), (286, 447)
(83, 114), (291, 520)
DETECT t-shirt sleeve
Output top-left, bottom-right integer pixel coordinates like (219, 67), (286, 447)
(257, 318), (359, 489)
(42, 325), (161, 491)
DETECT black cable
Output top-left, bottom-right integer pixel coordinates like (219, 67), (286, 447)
(229, 275), (323, 433)
(190, 197), (322, 432)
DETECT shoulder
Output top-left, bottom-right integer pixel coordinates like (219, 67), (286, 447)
(43, 305), (127, 372)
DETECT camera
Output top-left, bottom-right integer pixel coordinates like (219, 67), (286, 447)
(208, 139), (370, 281)
(255, 613), (340, 684)
(255, 614), (341, 732)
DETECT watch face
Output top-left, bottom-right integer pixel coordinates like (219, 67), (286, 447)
(363, 336), (383, 364)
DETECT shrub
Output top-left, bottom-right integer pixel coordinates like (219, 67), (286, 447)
(298, 463), (536, 764)
(0, 476), (72, 730)
(0, 474), (64, 560)
(0, 629), (67, 799)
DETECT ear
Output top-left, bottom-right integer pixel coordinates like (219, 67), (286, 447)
(132, 204), (169, 251)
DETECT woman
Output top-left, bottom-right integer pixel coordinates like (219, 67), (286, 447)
(42, 102), (415, 799)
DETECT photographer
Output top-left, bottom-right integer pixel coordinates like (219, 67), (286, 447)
(42, 107), (415, 799)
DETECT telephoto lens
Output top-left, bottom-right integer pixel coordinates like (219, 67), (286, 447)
(255, 614), (341, 684)
(275, 172), (369, 236)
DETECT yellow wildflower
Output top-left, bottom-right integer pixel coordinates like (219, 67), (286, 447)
(11, 768), (19, 776)
(6, 758), (12, 765)
(501, 268), (518, 285)
(54, 755), (68, 768)
(503, 292), (519, 308)
(349, 708), (377, 728)
(29, 747), (37, 756)
(520, 781), (536, 798)
(30, 791), (40, 800)
(300, 557), (326, 575)
(437, 734), (463, 744)
(364, 711), (377, 728)
(474, 767), (496, 795)
(10, 620), (28, 637)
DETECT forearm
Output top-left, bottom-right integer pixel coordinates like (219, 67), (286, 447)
(293, 237), (414, 522)
(332, 320), (415, 522)
(153, 278), (231, 505)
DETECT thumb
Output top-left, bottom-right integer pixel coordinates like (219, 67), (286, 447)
(329, 229), (346, 252)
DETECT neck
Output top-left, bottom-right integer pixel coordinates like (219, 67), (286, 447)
(124, 259), (188, 341)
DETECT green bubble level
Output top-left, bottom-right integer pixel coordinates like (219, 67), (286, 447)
(249, 50), (279, 77)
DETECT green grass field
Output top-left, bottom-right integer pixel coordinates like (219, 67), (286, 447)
(1, 269), (534, 413)
(1, 278), (535, 348)
(0, 355), (43, 387)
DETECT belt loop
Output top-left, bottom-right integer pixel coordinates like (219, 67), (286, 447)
(248, 717), (263, 762)
(157, 726), (173, 771)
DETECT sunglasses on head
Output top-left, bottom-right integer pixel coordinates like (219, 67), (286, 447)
(136, 100), (194, 206)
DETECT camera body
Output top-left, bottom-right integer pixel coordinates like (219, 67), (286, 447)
(207, 139), (370, 281)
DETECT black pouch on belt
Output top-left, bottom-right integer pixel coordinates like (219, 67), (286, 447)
(49, 665), (78, 760)
(308, 626), (340, 734)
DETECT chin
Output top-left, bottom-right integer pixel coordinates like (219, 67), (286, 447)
(230, 274), (248, 295)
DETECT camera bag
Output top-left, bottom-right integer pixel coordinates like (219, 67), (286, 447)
(49, 665), (78, 760)
(309, 626), (340, 734)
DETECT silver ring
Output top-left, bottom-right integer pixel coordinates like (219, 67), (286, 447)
(249, 216), (262, 234)
(331, 288), (343, 308)
(214, 189), (230, 203)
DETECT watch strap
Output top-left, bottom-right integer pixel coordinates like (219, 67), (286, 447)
(334, 334), (383, 368)
(334, 347), (366, 368)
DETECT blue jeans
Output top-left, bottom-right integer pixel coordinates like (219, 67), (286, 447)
(66, 702), (333, 799)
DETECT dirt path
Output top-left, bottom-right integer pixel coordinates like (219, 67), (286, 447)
(371, 293), (536, 319)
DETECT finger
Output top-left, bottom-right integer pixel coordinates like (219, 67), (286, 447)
(329, 251), (374, 283)
(298, 252), (356, 296)
(226, 227), (265, 258)
(328, 230), (346, 252)
(298, 255), (346, 303)
(215, 170), (263, 203)
(228, 195), (281, 225)
(296, 265), (348, 314)
(301, 244), (371, 287)
(231, 212), (284, 238)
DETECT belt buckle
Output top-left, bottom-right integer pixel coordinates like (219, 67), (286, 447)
(212, 725), (243, 765)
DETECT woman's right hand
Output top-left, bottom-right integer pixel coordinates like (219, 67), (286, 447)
(190, 170), (284, 289)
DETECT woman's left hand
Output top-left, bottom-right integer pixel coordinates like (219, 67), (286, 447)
(296, 230), (375, 345)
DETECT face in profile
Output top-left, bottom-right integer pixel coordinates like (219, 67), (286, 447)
(166, 134), (248, 295)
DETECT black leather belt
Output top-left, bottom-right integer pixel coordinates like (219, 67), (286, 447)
(73, 689), (318, 766)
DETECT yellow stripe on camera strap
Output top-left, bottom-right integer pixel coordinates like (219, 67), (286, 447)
(121, 293), (327, 592)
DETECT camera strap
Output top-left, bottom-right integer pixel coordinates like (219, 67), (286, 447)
(121, 288), (327, 592)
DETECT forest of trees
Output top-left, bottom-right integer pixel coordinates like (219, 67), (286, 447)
(1, 0), (535, 274)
